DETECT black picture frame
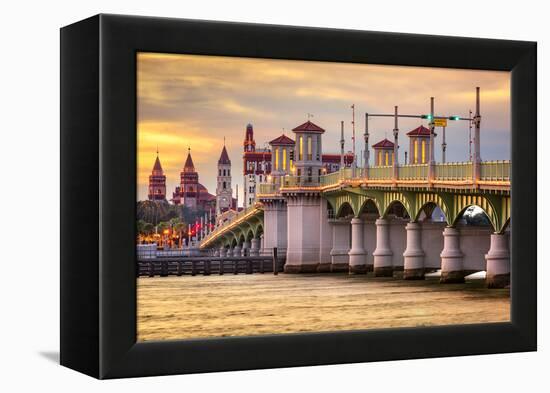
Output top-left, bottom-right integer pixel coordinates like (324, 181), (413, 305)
(60, 14), (536, 379)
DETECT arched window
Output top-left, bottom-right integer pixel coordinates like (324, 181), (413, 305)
(414, 140), (418, 164)
(385, 151), (389, 166)
(218, 169), (221, 176)
(223, 181), (226, 189)
(282, 148), (287, 171)
(378, 150), (382, 166)
(274, 148), (279, 171)
(299, 136), (303, 161)
(307, 136), (312, 160)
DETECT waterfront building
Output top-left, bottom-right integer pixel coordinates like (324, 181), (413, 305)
(243, 124), (271, 208)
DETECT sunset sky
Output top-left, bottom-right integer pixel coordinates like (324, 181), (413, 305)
(137, 52), (510, 202)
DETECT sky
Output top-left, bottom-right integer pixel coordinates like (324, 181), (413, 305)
(137, 52), (510, 203)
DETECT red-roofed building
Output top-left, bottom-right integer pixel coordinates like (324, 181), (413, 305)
(242, 123), (272, 208)
(292, 120), (326, 133)
(172, 148), (216, 211)
(372, 138), (395, 166)
(407, 125), (432, 164)
(148, 151), (166, 201)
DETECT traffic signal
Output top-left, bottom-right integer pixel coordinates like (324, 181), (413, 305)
(421, 114), (433, 120)
(448, 116), (461, 121)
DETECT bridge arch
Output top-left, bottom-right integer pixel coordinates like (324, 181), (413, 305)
(412, 193), (452, 224)
(358, 197), (381, 217)
(449, 194), (504, 232)
(335, 201), (355, 218)
(452, 204), (496, 232)
(381, 192), (413, 218)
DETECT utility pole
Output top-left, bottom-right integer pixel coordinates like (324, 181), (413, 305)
(442, 126), (447, 163)
(393, 106), (399, 181)
(469, 109), (473, 161)
(340, 120), (345, 169)
(473, 87), (481, 183)
(428, 97), (436, 181)
(351, 104), (356, 176)
(364, 113), (370, 173)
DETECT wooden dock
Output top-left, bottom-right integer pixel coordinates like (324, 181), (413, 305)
(137, 255), (285, 277)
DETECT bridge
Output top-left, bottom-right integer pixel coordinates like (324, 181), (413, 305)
(200, 88), (511, 288)
(200, 160), (510, 288)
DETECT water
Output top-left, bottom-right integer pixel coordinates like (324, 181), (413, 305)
(137, 273), (510, 342)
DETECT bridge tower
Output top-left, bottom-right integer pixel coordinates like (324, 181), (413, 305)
(283, 120), (326, 273)
(292, 120), (324, 185)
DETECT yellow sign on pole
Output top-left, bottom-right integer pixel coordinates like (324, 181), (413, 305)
(434, 118), (448, 127)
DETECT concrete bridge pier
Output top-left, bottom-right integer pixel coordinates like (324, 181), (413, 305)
(318, 199), (333, 272)
(242, 241), (250, 256)
(284, 194), (322, 273)
(250, 238), (260, 256)
(232, 245), (241, 257)
(403, 221), (425, 279)
(373, 218), (393, 276)
(214, 249), (220, 257)
(330, 218), (351, 272)
(485, 232), (510, 288)
(440, 226), (465, 283)
(349, 217), (367, 274)
(219, 246), (227, 257)
(362, 216), (377, 272)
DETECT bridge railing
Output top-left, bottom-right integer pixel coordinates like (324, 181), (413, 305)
(368, 166), (393, 180)
(320, 171), (341, 186)
(259, 183), (280, 194)
(398, 164), (428, 180)
(434, 161), (473, 181)
(480, 160), (510, 181)
(203, 204), (259, 245)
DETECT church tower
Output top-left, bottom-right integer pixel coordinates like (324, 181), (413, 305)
(178, 148), (199, 208)
(216, 143), (233, 216)
(148, 149), (166, 201)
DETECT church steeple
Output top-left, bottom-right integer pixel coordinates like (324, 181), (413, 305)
(148, 150), (166, 201)
(184, 147), (196, 172)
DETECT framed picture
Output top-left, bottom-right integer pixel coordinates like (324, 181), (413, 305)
(60, 14), (536, 379)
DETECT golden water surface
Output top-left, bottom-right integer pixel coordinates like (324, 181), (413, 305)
(137, 274), (510, 342)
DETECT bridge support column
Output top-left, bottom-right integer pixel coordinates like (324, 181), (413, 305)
(403, 222), (425, 280)
(232, 245), (241, 257)
(219, 246), (227, 257)
(242, 241), (250, 257)
(373, 218), (393, 277)
(349, 217), (367, 274)
(214, 249), (220, 257)
(318, 198), (333, 273)
(330, 218), (351, 272)
(440, 226), (464, 283)
(250, 238), (260, 256)
(485, 232), (510, 288)
(285, 194), (322, 273)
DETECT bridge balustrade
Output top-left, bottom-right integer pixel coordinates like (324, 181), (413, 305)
(397, 164), (428, 180)
(434, 162), (473, 181)
(368, 166), (393, 180)
(480, 161), (510, 181)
